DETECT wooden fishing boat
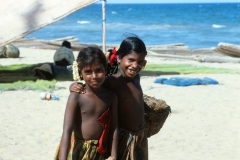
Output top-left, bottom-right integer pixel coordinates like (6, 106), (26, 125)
(214, 42), (240, 58)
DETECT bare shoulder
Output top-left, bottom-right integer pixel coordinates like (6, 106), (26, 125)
(105, 75), (118, 83)
(135, 74), (140, 81)
(69, 91), (80, 98)
(104, 76), (119, 90)
(67, 92), (82, 102)
(132, 74), (141, 84)
(102, 87), (117, 99)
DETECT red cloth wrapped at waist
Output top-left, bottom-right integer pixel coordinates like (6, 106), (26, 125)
(97, 107), (111, 156)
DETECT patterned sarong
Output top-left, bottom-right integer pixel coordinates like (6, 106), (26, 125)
(54, 133), (105, 160)
(118, 128), (148, 160)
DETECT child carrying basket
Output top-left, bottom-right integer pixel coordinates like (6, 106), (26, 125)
(143, 94), (171, 137)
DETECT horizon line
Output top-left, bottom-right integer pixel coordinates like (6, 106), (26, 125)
(96, 2), (240, 4)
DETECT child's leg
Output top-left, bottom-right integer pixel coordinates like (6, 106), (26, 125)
(117, 129), (148, 160)
(131, 131), (148, 160)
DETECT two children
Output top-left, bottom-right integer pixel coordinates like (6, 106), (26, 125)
(56, 36), (148, 160)
(68, 36), (148, 160)
(54, 46), (118, 160)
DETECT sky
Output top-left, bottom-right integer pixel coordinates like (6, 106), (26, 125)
(106, 0), (240, 3)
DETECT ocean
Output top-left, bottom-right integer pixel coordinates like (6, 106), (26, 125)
(26, 3), (240, 49)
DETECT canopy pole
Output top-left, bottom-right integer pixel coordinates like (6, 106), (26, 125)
(102, 0), (106, 52)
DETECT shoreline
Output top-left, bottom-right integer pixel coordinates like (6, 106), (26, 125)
(1, 47), (240, 69)
(7, 37), (240, 64)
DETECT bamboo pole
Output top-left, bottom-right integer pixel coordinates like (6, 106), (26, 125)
(102, 0), (106, 52)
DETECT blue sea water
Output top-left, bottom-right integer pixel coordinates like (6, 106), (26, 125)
(26, 3), (240, 49)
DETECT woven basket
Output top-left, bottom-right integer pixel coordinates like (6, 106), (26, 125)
(144, 94), (171, 138)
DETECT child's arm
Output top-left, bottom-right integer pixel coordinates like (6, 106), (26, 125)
(69, 77), (111, 93)
(69, 82), (85, 93)
(58, 92), (79, 160)
(109, 93), (118, 159)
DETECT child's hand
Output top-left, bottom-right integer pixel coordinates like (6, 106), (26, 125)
(69, 82), (86, 94)
(108, 156), (116, 160)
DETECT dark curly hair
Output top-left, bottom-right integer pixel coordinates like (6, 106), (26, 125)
(77, 46), (107, 79)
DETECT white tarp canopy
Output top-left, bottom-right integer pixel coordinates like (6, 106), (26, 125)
(0, 0), (99, 47)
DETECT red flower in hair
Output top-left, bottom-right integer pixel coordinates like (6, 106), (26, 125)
(110, 47), (117, 66)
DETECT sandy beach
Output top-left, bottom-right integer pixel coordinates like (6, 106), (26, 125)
(0, 47), (240, 160)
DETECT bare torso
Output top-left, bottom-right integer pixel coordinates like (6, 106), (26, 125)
(73, 88), (114, 140)
(105, 73), (145, 132)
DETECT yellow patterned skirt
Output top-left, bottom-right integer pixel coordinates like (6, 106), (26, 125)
(54, 133), (105, 160)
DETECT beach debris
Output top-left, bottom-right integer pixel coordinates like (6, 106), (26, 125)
(40, 92), (59, 101)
